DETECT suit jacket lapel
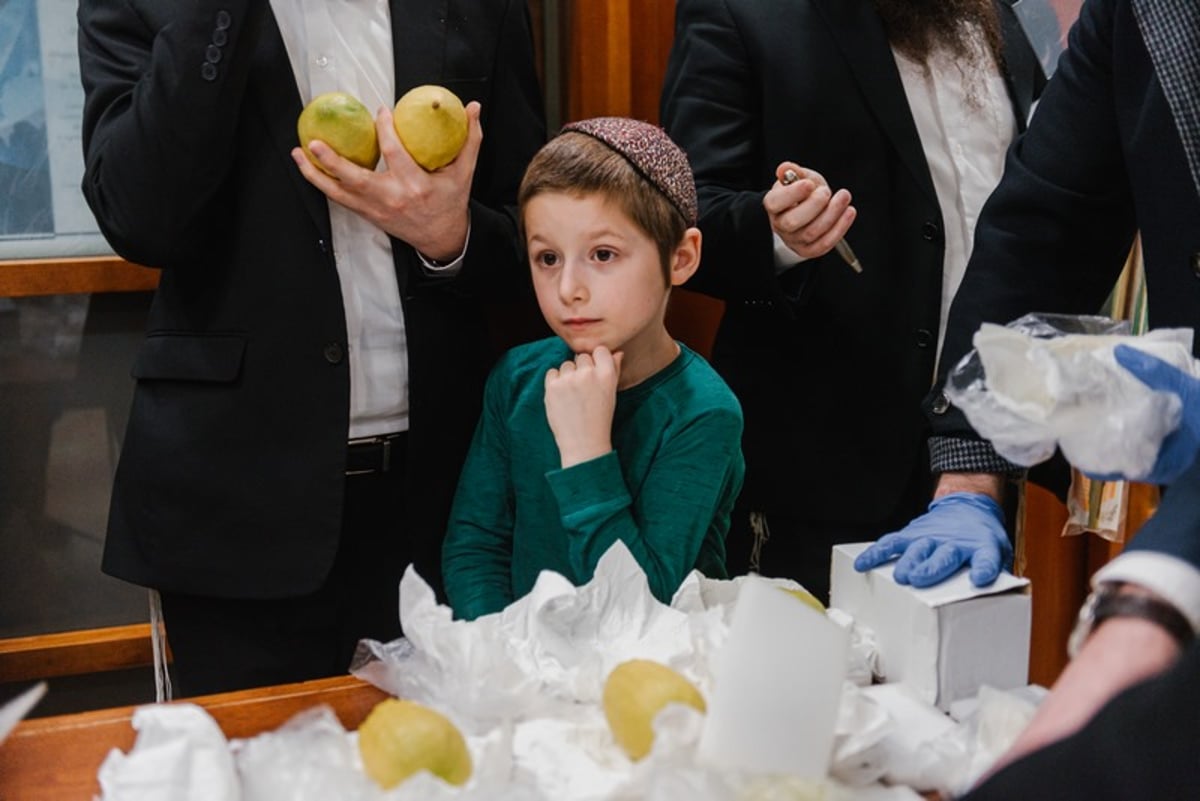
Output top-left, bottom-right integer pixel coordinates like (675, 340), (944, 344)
(251, 5), (331, 239)
(811, 0), (938, 206)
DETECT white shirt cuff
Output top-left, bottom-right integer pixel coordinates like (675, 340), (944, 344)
(773, 231), (807, 275)
(416, 218), (471, 275)
(1093, 551), (1200, 634)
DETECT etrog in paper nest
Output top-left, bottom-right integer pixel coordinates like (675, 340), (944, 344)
(357, 698), (472, 789)
(602, 659), (706, 761)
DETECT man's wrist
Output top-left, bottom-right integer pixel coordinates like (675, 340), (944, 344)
(415, 211), (471, 264)
(933, 471), (1004, 503)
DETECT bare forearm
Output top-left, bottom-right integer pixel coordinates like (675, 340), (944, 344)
(987, 615), (1179, 777)
(933, 472), (1004, 502)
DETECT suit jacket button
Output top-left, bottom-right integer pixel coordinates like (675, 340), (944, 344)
(212, 29), (228, 46)
(215, 10), (232, 29)
(323, 343), (345, 364)
(1191, 251), (1200, 278)
(931, 391), (950, 415)
(916, 328), (933, 348)
(201, 62), (218, 81)
(922, 220), (941, 241)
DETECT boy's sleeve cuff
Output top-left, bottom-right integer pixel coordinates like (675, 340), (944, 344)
(545, 451), (631, 522)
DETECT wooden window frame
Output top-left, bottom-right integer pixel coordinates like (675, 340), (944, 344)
(0, 257), (157, 299)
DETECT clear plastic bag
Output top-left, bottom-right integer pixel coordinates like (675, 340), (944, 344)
(944, 313), (1197, 478)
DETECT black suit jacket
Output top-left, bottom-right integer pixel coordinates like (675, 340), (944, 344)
(661, 0), (1043, 525)
(78, 0), (545, 598)
(926, 0), (1200, 518)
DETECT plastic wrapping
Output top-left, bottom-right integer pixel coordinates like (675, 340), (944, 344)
(235, 706), (378, 801)
(944, 313), (1198, 478)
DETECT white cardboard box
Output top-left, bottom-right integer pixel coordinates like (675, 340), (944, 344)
(830, 542), (1031, 712)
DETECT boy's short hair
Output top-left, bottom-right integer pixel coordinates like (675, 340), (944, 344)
(518, 117), (697, 282)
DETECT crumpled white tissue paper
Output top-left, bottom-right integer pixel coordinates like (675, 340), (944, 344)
(355, 543), (703, 734)
(352, 543), (965, 800)
(945, 313), (1199, 477)
(96, 703), (239, 801)
(234, 706), (376, 801)
(94, 542), (1034, 801)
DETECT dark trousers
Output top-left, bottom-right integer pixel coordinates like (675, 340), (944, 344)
(724, 509), (910, 605)
(725, 464), (934, 604)
(160, 441), (434, 697)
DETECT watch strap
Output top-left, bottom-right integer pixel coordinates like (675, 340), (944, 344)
(1092, 590), (1195, 649)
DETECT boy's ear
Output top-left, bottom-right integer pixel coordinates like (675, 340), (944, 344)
(669, 227), (703, 287)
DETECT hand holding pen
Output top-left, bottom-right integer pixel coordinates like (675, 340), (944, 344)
(762, 162), (863, 273)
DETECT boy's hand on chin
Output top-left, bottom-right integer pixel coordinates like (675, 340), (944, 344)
(544, 347), (624, 468)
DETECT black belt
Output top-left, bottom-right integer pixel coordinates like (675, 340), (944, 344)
(346, 432), (406, 476)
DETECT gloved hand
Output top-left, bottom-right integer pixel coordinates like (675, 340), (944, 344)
(1108, 343), (1200, 485)
(853, 492), (1011, 588)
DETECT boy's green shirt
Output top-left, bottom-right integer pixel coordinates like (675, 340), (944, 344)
(443, 337), (745, 620)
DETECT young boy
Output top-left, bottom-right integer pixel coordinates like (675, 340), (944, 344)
(441, 118), (746, 620)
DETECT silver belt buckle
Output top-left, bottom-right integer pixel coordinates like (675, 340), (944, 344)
(346, 434), (390, 476)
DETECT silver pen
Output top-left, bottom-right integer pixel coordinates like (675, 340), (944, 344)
(781, 169), (863, 273)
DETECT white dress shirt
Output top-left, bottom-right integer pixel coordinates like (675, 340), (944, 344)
(774, 31), (1016, 379)
(272, 0), (455, 439)
(893, 40), (1016, 375)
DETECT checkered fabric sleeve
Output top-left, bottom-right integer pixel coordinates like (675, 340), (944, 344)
(1133, 0), (1200, 201)
(928, 436), (1025, 477)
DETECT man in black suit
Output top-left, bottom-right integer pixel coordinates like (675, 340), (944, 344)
(77, 0), (545, 696)
(849, 0), (1199, 791)
(659, 0), (1044, 599)
(858, 0), (1200, 588)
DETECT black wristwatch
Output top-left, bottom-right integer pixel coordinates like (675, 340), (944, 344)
(1068, 583), (1195, 658)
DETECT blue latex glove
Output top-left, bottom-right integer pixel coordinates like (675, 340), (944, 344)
(853, 492), (1011, 588)
(1106, 344), (1200, 485)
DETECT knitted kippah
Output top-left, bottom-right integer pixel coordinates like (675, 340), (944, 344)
(560, 117), (698, 225)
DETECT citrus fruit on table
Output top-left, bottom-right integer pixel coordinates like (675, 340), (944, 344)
(297, 91), (380, 174)
(357, 698), (472, 789)
(602, 658), (707, 761)
(392, 84), (469, 171)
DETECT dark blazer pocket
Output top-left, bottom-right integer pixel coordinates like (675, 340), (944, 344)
(131, 333), (247, 383)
